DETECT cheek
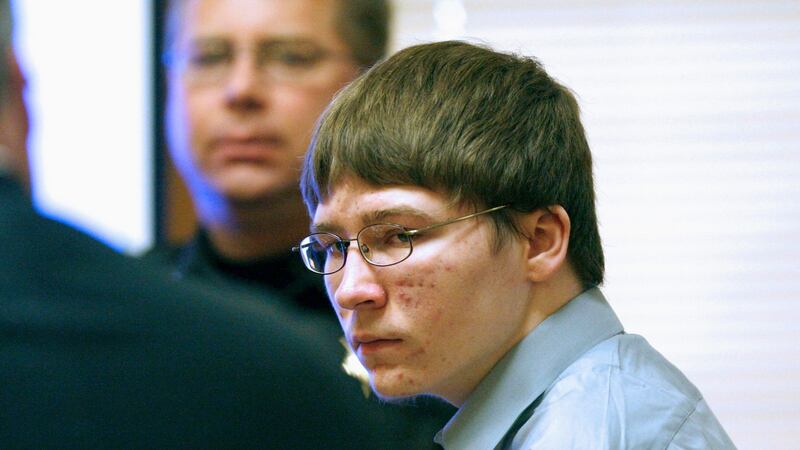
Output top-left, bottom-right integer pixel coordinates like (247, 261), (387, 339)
(266, 92), (320, 157)
(166, 93), (201, 168)
(394, 272), (436, 305)
(324, 277), (339, 305)
(284, 85), (350, 133)
(325, 276), (350, 322)
(403, 254), (496, 332)
(392, 268), (445, 325)
(170, 89), (217, 160)
(185, 93), (214, 135)
(273, 90), (321, 124)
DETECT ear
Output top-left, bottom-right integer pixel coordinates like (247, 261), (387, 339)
(518, 205), (571, 282)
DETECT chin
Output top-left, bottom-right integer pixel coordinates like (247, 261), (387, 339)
(370, 367), (428, 401)
(217, 177), (296, 203)
(371, 386), (420, 405)
(223, 187), (275, 204)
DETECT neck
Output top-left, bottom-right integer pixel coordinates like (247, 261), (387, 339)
(442, 266), (586, 407)
(521, 265), (586, 339)
(196, 189), (310, 262)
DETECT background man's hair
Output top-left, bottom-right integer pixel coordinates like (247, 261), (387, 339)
(163, 0), (390, 70)
(335, 0), (390, 68)
(302, 40), (605, 287)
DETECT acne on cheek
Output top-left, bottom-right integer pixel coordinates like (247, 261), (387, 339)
(394, 276), (420, 307)
(396, 276), (427, 288)
(396, 290), (414, 308)
(398, 264), (442, 288)
(393, 275), (438, 310)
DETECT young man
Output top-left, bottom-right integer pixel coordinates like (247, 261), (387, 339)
(151, 0), (453, 446)
(298, 41), (736, 449)
(0, 2), (405, 447)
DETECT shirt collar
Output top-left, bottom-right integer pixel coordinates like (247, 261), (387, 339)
(435, 287), (624, 450)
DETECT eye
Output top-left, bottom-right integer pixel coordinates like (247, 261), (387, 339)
(193, 52), (226, 66)
(333, 240), (349, 254)
(387, 231), (411, 245)
(377, 226), (412, 247)
(305, 233), (341, 255)
(262, 44), (324, 68)
(187, 44), (232, 68)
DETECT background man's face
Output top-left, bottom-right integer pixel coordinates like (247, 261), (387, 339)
(166, 0), (359, 203)
(312, 176), (534, 404)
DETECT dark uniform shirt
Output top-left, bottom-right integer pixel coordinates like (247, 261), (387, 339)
(1, 175), (432, 449)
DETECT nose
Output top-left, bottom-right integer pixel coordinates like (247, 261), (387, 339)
(332, 247), (387, 312)
(224, 54), (266, 111)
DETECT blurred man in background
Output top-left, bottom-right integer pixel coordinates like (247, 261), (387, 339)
(148, 0), (453, 447)
(0, 0), (402, 447)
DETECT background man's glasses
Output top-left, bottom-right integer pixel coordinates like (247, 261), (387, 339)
(166, 39), (353, 86)
(293, 205), (509, 275)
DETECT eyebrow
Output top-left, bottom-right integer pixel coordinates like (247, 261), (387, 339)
(187, 36), (323, 48)
(311, 206), (438, 235)
(185, 36), (228, 46)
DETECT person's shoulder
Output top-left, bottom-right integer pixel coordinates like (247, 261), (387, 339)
(548, 333), (701, 402)
(613, 334), (701, 402)
(613, 334), (735, 447)
(563, 333), (703, 419)
(140, 240), (190, 265)
(514, 334), (709, 448)
(0, 181), (135, 283)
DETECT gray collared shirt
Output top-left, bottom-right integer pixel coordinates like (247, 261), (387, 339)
(435, 288), (735, 449)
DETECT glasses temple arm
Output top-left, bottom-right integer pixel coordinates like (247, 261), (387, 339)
(404, 204), (509, 237)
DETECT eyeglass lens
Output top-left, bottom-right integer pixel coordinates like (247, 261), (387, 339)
(298, 224), (412, 275)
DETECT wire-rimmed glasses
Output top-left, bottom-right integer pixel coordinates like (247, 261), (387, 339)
(293, 205), (509, 275)
(165, 40), (354, 87)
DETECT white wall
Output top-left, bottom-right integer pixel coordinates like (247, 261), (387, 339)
(13, 0), (153, 254)
(393, 1), (800, 448)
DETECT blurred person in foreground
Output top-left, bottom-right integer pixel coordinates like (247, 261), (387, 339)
(297, 40), (737, 449)
(0, 1), (403, 447)
(148, 0), (454, 446)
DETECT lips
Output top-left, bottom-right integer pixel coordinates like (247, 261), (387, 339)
(211, 134), (286, 163)
(352, 335), (403, 356)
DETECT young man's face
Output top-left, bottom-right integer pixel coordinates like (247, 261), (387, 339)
(166, 0), (360, 203)
(312, 176), (534, 405)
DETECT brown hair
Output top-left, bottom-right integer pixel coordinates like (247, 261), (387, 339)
(301, 40), (604, 287)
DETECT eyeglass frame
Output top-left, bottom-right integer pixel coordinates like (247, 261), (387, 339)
(162, 39), (357, 87)
(292, 204), (510, 275)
